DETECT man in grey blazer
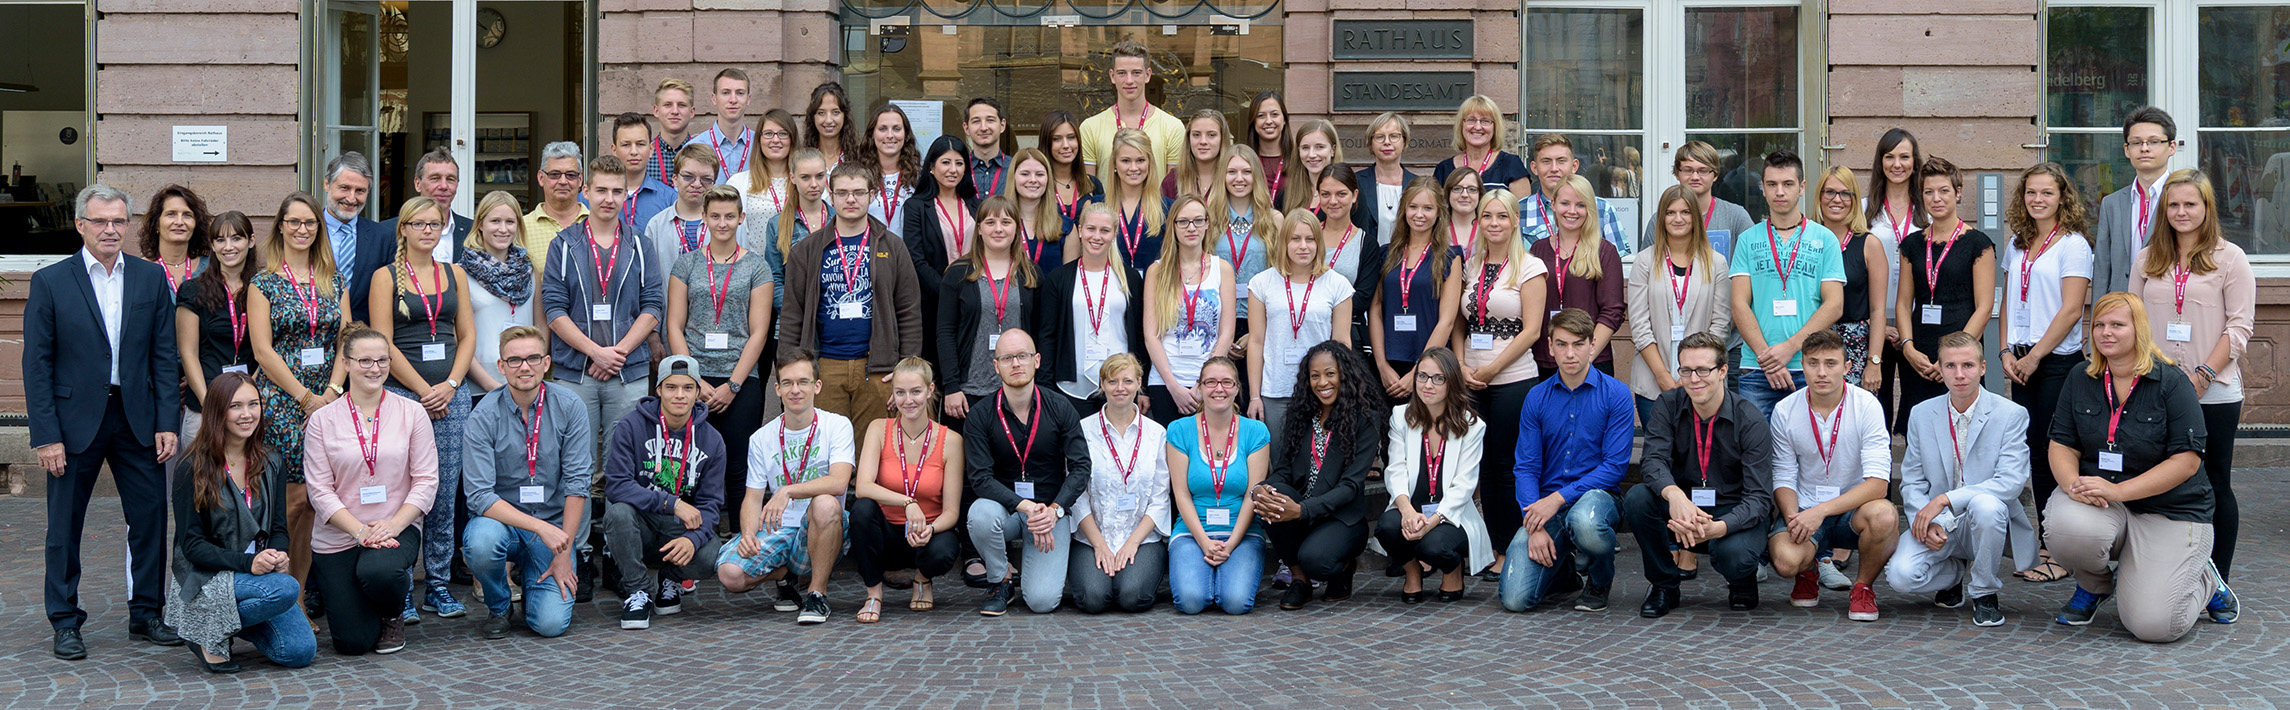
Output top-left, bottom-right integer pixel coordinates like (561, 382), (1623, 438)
(1884, 332), (2038, 627)
(2088, 106), (2179, 302)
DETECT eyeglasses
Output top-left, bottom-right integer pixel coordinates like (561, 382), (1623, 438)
(349, 357), (391, 370)
(831, 189), (872, 200)
(79, 218), (130, 231)
(776, 377), (819, 388)
(281, 218), (321, 231)
(760, 130), (793, 140)
(1677, 366), (1724, 380)
(993, 352), (1038, 363)
(676, 172), (714, 186)
(1819, 189), (1855, 200)
(1413, 371), (1447, 386)
(1197, 377), (1238, 390)
(1677, 167), (1718, 178)
(404, 221), (446, 232)
(1461, 116), (1495, 127)
(2126, 138), (2174, 149)
(1172, 217), (1210, 229)
(1372, 132), (1406, 143)
(500, 354), (549, 370)
(1450, 185), (1480, 194)
(542, 170), (583, 182)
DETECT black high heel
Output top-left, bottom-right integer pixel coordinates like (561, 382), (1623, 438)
(188, 642), (240, 674)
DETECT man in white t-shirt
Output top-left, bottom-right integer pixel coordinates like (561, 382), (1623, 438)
(716, 349), (855, 624)
(1766, 330), (1897, 622)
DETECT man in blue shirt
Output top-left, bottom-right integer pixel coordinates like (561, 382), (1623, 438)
(1500, 309), (1634, 613)
(1728, 149), (1844, 418)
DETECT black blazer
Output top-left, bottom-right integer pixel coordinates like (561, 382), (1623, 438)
(1349, 164), (1388, 239)
(936, 259), (1054, 395)
(1265, 408), (1380, 527)
(23, 253), (181, 453)
(902, 194), (981, 363)
(1042, 260), (1147, 388)
(171, 453), (291, 598)
(345, 216), (400, 322)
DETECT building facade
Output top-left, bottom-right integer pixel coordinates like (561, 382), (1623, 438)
(1, 0), (2285, 421)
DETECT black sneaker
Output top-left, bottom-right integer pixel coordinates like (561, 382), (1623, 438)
(620, 590), (654, 630)
(1934, 583), (1966, 609)
(1574, 585), (1610, 612)
(1278, 582), (1313, 610)
(795, 592), (830, 624)
(1322, 575), (1354, 602)
(980, 580), (1013, 617)
(773, 581), (801, 612)
(480, 613), (511, 640)
(2054, 586), (2111, 626)
(1971, 594), (2004, 627)
(1727, 583), (1759, 611)
(655, 576), (684, 616)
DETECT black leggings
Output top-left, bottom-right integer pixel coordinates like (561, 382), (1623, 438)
(1375, 508), (1469, 573)
(1267, 516), (1369, 581)
(849, 498), (960, 588)
(2203, 400), (2242, 580)
(2011, 349), (2080, 540)
(308, 527), (420, 655)
(1472, 378), (1533, 552)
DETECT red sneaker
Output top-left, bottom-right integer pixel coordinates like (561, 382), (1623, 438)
(1849, 583), (1879, 621)
(1790, 569), (1820, 607)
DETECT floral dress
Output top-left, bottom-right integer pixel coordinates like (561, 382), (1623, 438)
(253, 271), (345, 484)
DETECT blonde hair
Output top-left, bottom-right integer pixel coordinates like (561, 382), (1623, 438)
(2086, 291), (2174, 377)
(1548, 175), (1604, 282)
(1450, 95), (1507, 153)
(1002, 148), (1065, 245)
(1207, 143), (1279, 263)
(465, 190), (526, 256)
(1173, 110), (1231, 202)
(1100, 129), (1166, 238)
(1074, 202), (1132, 297)
(775, 148), (828, 258)
(1652, 185), (1719, 284)
(1097, 352), (1143, 384)
(889, 356), (940, 419)
(1275, 208), (1327, 279)
(1474, 188), (1531, 288)
(1151, 195), (1217, 335)
(1366, 112), (1411, 156)
(388, 197), (452, 318)
(2139, 169), (2220, 278)
(1816, 165), (1871, 235)
(1283, 119), (1345, 211)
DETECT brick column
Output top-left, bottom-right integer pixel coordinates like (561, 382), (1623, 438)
(599, 0), (842, 125)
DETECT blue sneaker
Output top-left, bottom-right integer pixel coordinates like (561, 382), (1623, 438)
(2054, 585), (2111, 626)
(2205, 561), (2238, 624)
(422, 587), (467, 619)
(400, 592), (422, 625)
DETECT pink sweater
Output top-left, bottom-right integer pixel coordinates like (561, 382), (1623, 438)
(303, 391), (438, 554)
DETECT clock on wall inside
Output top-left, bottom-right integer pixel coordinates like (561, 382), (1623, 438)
(478, 8), (508, 48)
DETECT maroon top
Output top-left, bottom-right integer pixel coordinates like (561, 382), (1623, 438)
(1527, 236), (1626, 369)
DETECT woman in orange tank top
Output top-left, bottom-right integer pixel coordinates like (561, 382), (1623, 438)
(850, 357), (967, 622)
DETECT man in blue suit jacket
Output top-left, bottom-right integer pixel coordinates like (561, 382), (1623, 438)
(24, 185), (183, 660)
(322, 151), (399, 322)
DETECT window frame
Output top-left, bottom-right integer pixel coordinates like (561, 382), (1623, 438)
(0, 0), (96, 273)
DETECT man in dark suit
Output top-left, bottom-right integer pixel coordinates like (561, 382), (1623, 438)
(379, 147), (473, 265)
(321, 151), (399, 321)
(24, 184), (183, 660)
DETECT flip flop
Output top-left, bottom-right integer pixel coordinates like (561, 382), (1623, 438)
(2019, 561), (2070, 583)
(910, 580), (935, 611)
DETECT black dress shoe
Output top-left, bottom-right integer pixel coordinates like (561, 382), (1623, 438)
(187, 642), (240, 674)
(1322, 575), (1355, 602)
(1728, 583), (1761, 611)
(1437, 586), (1466, 602)
(1400, 588), (1427, 604)
(1639, 587), (1680, 618)
(52, 629), (86, 660)
(1278, 582), (1313, 610)
(129, 621), (184, 647)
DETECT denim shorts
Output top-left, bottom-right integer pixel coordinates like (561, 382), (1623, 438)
(1766, 509), (1860, 550)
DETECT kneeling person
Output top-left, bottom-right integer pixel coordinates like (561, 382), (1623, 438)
(462, 326), (592, 640)
(1622, 332), (1774, 618)
(717, 349), (855, 625)
(965, 330), (1091, 616)
(1885, 332), (2040, 626)
(603, 356), (726, 629)
(1767, 330), (1897, 621)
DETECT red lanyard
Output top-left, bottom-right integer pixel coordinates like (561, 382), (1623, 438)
(657, 410), (696, 496)
(223, 283), (247, 352)
(1080, 264), (1112, 336)
(983, 259), (1013, 324)
(346, 396), (380, 477)
(1398, 242), (1432, 310)
(778, 417), (819, 488)
(523, 386), (547, 479)
(710, 127), (751, 177)
(2135, 181), (2153, 242)
(2104, 370), (2136, 450)
(706, 247), (743, 325)
(2018, 225), (2060, 304)
(838, 230), (871, 295)
(1199, 413), (1238, 498)
(1550, 237), (1575, 300)
(891, 420), (939, 501)
(621, 192), (640, 235)
(1421, 429), (1444, 498)
(1449, 221), (1475, 250)
(279, 263), (320, 339)
(1099, 415), (1142, 484)
(1808, 398), (1844, 476)
(1692, 410), (1717, 482)
(1118, 201), (1146, 260)
(1945, 406), (1966, 472)
(766, 180), (785, 214)
(672, 217), (704, 254)
(404, 260), (445, 336)
(878, 174), (902, 223)
(1702, 196), (1716, 225)
(1022, 222), (1043, 264)
(233, 463), (252, 510)
(1765, 221), (1805, 294)
(587, 230), (620, 302)
(1308, 423), (1331, 476)
(1181, 250), (1208, 331)
(1057, 182), (1083, 222)
(1472, 255), (1508, 324)
(1534, 194), (1554, 233)
(1668, 255), (1693, 312)
(2171, 262), (2191, 315)
(1114, 102), (1150, 130)
(163, 259), (194, 291)
(936, 197), (968, 256)
(797, 204), (827, 233)
(1224, 212), (1253, 269)
(1464, 148), (1493, 175)
(1324, 224), (1357, 272)
(1283, 274), (1316, 339)
(1266, 163), (1286, 200)
(980, 160), (1007, 197)
(651, 138), (676, 187)
(999, 388), (1043, 476)
(1921, 220), (1967, 299)
(1882, 196), (1910, 245)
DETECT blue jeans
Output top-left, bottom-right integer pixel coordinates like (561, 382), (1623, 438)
(1735, 369), (1805, 419)
(1499, 489), (1620, 612)
(463, 517), (575, 637)
(1169, 533), (1266, 615)
(233, 573), (315, 667)
(965, 498), (1074, 614)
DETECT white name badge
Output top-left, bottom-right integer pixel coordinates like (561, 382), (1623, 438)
(1014, 481), (1037, 499)
(421, 343), (447, 362)
(590, 304), (612, 321)
(781, 498), (811, 529)
(244, 540), (261, 555)
(837, 302), (864, 320)
(1394, 315), (1418, 332)
(1282, 347), (1304, 367)
(1469, 333), (1495, 351)
(1671, 323), (1688, 341)
(2011, 309), (2031, 328)
(519, 485), (545, 504)
(1771, 299), (1799, 317)
(2099, 450), (2125, 472)
(1206, 507), (1232, 528)
(1084, 340), (1111, 363)
(1691, 488), (1717, 508)
(358, 485), (388, 505)
(299, 348), (325, 367)
(1420, 503), (1440, 517)
(1809, 485), (1841, 506)
(1921, 305), (1943, 325)
(2166, 322), (2192, 342)
(988, 334), (1001, 351)
(222, 364), (249, 375)
(705, 332), (730, 350)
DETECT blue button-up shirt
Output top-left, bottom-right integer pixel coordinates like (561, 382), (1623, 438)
(1514, 366), (1636, 509)
(1519, 191), (1633, 258)
(324, 210), (358, 286)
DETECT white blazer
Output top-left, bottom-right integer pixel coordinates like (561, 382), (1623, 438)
(1372, 407), (1494, 574)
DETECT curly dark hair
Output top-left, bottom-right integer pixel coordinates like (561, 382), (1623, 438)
(1278, 341), (1383, 465)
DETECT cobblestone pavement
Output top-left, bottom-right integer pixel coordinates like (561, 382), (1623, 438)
(2, 471), (2287, 709)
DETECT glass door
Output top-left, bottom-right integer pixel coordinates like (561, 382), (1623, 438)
(323, 1), (382, 210)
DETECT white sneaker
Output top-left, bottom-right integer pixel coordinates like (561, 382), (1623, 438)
(1817, 558), (1852, 591)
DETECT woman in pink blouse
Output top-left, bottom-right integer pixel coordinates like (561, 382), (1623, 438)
(303, 323), (438, 656)
(2126, 169), (2252, 593)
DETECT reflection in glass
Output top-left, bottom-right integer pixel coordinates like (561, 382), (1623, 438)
(1685, 7), (1797, 130)
(2047, 7), (2149, 129)
(1686, 132), (1800, 223)
(1521, 8), (1644, 131)
(1519, 133), (1643, 247)
(337, 10), (375, 124)
(2198, 130), (2290, 254)
(2200, 7), (2290, 127)
(2045, 132), (2132, 221)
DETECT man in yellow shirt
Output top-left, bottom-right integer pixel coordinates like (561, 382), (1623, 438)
(524, 141), (590, 271)
(1078, 40), (1185, 176)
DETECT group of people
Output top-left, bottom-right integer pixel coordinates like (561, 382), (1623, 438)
(25, 46), (2250, 672)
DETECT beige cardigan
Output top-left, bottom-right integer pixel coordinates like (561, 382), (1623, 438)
(1624, 247), (1734, 400)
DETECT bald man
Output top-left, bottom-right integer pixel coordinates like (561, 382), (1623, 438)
(964, 330), (1091, 616)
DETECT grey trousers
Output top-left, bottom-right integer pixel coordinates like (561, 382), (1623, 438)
(2042, 489), (2216, 643)
(1886, 492), (2012, 598)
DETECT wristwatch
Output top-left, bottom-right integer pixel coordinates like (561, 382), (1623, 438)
(1050, 505), (1065, 520)
(727, 381), (743, 394)
(1868, 352), (1883, 366)
(444, 378), (462, 389)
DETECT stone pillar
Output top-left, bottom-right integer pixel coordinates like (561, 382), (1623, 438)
(599, 0), (842, 126)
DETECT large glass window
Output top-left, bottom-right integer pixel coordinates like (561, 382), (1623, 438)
(1519, 7), (1645, 239)
(1685, 6), (1798, 221)
(0, 1), (91, 258)
(2198, 5), (2290, 254)
(2045, 6), (2151, 219)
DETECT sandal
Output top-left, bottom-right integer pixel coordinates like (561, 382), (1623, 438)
(910, 580), (935, 611)
(2019, 560), (2070, 583)
(856, 597), (882, 623)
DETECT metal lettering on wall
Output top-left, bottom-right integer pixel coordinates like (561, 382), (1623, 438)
(1331, 72), (1474, 112)
(1331, 20), (1472, 60)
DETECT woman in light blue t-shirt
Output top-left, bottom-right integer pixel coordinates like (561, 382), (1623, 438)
(1165, 355), (1271, 615)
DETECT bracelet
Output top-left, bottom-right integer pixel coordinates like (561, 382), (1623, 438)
(2196, 364), (2218, 379)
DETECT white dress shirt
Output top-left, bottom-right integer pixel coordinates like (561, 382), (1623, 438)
(80, 248), (126, 386)
(1074, 410), (1171, 547)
